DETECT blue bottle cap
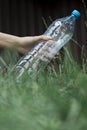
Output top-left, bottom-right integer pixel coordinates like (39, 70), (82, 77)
(72, 10), (81, 19)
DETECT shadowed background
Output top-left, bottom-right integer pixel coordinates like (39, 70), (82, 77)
(0, 0), (87, 62)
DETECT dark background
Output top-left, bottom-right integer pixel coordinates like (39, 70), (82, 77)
(0, 0), (87, 61)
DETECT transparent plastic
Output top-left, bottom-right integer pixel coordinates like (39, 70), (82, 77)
(14, 10), (80, 80)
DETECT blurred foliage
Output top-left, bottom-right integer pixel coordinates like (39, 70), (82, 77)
(0, 48), (87, 130)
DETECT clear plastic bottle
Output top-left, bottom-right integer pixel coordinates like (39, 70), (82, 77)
(15, 10), (80, 80)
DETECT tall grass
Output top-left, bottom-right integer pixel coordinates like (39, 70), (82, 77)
(0, 48), (87, 130)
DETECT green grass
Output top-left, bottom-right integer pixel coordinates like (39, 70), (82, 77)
(0, 49), (87, 130)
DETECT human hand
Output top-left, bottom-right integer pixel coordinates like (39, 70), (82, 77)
(18, 35), (52, 54)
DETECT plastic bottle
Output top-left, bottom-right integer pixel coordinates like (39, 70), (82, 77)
(14, 10), (80, 80)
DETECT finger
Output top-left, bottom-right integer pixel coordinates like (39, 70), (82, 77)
(40, 35), (52, 41)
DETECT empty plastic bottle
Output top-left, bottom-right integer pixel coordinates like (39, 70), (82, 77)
(14, 10), (80, 80)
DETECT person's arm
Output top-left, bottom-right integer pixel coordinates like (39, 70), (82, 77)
(0, 32), (20, 48)
(0, 32), (51, 54)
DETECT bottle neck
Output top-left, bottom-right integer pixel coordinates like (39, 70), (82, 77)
(71, 14), (77, 20)
(62, 14), (76, 33)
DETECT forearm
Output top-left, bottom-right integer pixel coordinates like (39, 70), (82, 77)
(0, 33), (44, 48)
(0, 32), (20, 49)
